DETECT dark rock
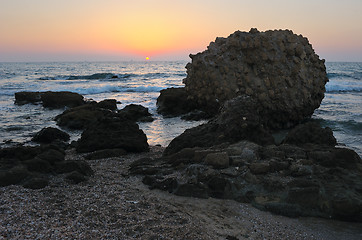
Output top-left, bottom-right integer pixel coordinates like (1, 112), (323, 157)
(283, 121), (336, 146)
(14, 91), (42, 105)
(55, 160), (94, 176)
(97, 99), (117, 111)
(36, 149), (65, 164)
(85, 148), (127, 160)
(22, 158), (52, 173)
(0, 166), (30, 186)
(0, 145), (93, 189)
(156, 88), (198, 116)
(65, 171), (87, 184)
(55, 103), (117, 130)
(22, 177), (49, 189)
(130, 138), (362, 222)
(118, 104), (153, 122)
(76, 117), (148, 153)
(204, 152), (229, 169)
(40, 91), (85, 108)
(32, 127), (70, 143)
(164, 96), (275, 156)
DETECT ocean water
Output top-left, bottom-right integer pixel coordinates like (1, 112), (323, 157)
(0, 61), (361, 156)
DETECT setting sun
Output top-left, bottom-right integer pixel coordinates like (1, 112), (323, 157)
(146, 57), (150, 60)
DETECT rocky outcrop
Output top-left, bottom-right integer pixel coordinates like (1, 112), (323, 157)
(32, 127), (70, 143)
(181, 29), (328, 128)
(164, 96), (275, 156)
(130, 123), (362, 222)
(15, 91), (85, 108)
(0, 145), (93, 189)
(76, 117), (149, 153)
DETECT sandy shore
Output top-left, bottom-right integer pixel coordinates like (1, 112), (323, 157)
(1, 146), (361, 240)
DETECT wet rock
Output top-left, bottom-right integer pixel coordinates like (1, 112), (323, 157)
(157, 88), (198, 116)
(97, 99), (117, 111)
(55, 103), (117, 130)
(32, 127), (70, 143)
(14, 91), (42, 105)
(15, 91), (85, 108)
(118, 104), (153, 122)
(40, 91), (85, 108)
(183, 29), (328, 128)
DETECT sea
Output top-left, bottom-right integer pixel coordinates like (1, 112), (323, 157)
(0, 61), (361, 156)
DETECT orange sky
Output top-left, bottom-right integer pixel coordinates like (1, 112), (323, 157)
(1, 0), (362, 61)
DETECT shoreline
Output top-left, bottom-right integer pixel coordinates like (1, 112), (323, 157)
(1, 146), (361, 240)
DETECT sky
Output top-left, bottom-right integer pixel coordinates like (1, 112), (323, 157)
(0, 0), (362, 62)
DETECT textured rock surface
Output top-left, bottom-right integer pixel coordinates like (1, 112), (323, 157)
(183, 28), (328, 128)
(32, 127), (70, 143)
(164, 96), (275, 156)
(130, 123), (362, 222)
(76, 117), (149, 153)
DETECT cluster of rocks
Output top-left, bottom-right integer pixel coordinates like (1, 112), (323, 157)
(0, 144), (93, 189)
(1, 91), (153, 188)
(130, 120), (362, 222)
(130, 29), (362, 222)
(158, 29), (328, 129)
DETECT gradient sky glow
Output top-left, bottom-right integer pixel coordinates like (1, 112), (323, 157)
(1, 0), (362, 62)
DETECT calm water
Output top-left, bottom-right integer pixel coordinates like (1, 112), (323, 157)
(0, 61), (361, 156)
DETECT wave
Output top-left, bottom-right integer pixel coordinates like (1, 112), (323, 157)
(327, 72), (362, 81)
(38, 73), (133, 81)
(37, 72), (183, 81)
(73, 85), (165, 95)
(325, 81), (362, 93)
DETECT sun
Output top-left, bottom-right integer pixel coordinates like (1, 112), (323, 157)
(145, 57), (150, 60)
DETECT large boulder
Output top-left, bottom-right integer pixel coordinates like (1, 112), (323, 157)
(76, 117), (149, 153)
(183, 28), (328, 129)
